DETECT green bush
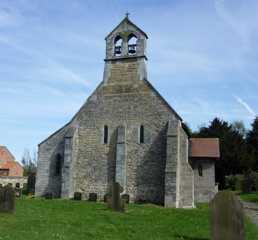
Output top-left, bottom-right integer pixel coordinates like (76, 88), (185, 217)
(241, 169), (257, 193)
(225, 175), (243, 191)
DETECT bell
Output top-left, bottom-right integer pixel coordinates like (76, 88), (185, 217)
(128, 44), (136, 55)
(115, 46), (121, 55)
(115, 49), (121, 54)
(128, 49), (136, 54)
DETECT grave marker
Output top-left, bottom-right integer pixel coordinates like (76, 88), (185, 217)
(210, 191), (245, 240)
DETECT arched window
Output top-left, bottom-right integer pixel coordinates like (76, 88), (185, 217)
(55, 154), (62, 176)
(198, 164), (203, 177)
(139, 125), (144, 144)
(15, 183), (20, 188)
(104, 125), (108, 144)
(128, 34), (137, 55)
(114, 35), (123, 56)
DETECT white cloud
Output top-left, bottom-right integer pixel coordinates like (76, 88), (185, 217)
(233, 95), (256, 117)
(0, 35), (91, 87)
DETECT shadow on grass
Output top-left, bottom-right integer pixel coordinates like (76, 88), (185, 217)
(174, 234), (209, 240)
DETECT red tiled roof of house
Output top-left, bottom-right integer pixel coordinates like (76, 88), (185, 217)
(0, 146), (15, 163)
(190, 138), (220, 159)
(0, 146), (24, 177)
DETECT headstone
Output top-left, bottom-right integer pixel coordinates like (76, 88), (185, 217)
(121, 194), (130, 204)
(45, 192), (53, 200)
(0, 185), (15, 213)
(211, 191), (245, 240)
(15, 188), (22, 198)
(74, 192), (82, 200)
(104, 193), (111, 203)
(107, 182), (124, 212)
(89, 193), (97, 202)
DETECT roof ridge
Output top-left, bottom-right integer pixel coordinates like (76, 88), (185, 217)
(105, 16), (148, 40)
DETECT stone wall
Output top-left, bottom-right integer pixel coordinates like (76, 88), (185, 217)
(36, 52), (188, 204)
(192, 158), (217, 203)
(72, 74), (177, 203)
(0, 176), (27, 188)
(35, 125), (70, 197)
(164, 120), (180, 208)
(177, 127), (195, 208)
(36, 18), (188, 205)
(164, 120), (194, 208)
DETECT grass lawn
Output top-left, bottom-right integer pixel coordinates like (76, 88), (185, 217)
(0, 199), (257, 240)
(240, 192), (258, 204)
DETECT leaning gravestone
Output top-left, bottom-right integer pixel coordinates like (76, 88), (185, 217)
(210, 191), (245, 240)
(107, 182), (124, 212)
(0, 185), (15, 213)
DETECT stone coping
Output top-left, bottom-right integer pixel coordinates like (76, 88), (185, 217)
(0, 176), (27, 179)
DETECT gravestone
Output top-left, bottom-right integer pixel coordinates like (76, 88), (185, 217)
(0, 185), (15, 213)
(89, 193), (97, 202)
(74, 192), (82, 200)
(104, 193), (111, 203)
(121, 194), (130, 204)
(211, 191), (245, 240)
(107, 182), (124, 212)
(44, 192), (53, 199)
(15, 187), (22, 198)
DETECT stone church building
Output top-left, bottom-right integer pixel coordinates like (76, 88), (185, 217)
(35, 16), (220, 208)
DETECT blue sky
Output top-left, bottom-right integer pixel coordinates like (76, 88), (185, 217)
(0, 0), (258, 161)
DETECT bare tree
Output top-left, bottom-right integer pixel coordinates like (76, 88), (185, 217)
(21, 149), (37, 176)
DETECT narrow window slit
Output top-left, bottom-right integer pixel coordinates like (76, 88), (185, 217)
(104, 125), (108, 144)
(55, 154), (62, 176)
(198, 164), (203, 177)
(140, 125), (144, 144)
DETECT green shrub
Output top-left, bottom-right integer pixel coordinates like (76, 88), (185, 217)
(225, 175), (243, 191)
(241, 169), (257, 193)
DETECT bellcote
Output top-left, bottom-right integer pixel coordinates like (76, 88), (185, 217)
(105, 15), (148, 61)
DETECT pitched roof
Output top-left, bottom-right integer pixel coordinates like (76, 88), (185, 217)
(144, 80), (182, 121)
(105, 16), (148, 40)
(0, 146), (15, 162)
(190, 138), (220, 159)
(0, 160), (20, 170)
(0, 146), (23, 177)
